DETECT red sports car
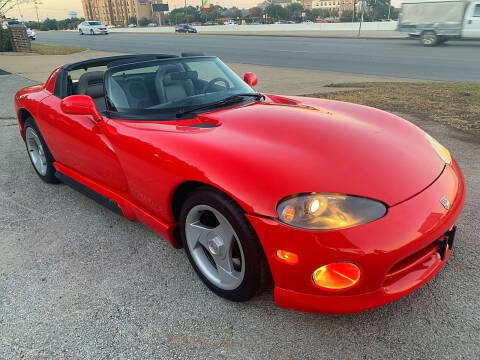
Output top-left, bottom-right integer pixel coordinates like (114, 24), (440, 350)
(14, 54), (465, 313)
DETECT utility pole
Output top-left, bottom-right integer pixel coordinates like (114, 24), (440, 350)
(352, 0), (355, 22)
(16, 0), (24, 22)
(302, 0), (305, 22)
(387, 0), (391, 20)
(357, 0), (365, 36)
(34, 1), (42, 26)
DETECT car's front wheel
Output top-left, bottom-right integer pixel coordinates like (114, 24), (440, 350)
(179, 187), (269, 302)
(420, 31), (438, 46)
(24, 118), (57, 183)
(79, 29), (83, 35)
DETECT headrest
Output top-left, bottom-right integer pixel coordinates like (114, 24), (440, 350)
(163, 71), (198, 85)
(86, 83), (104, 98)
(78, 71), (104, 85)
(158, 64), (183, 75)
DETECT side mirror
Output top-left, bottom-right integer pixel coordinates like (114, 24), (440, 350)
(60, 95), (102, 122)
(243, 72), (258, 87)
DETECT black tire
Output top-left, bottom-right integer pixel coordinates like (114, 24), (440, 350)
(79, 29), (83, 35)
(420, 31), (438, 46)
(24, 118), (58, 184)
(90, 29), (94, 35)
(179, 187), (270, 302)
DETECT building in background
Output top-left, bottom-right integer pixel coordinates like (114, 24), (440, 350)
(311, 0), (359, 17)
(81, 0), (165, 26)
(311, 0), (341, 12)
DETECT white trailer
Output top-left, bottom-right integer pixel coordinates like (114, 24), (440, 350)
(398, 0), (480, 45)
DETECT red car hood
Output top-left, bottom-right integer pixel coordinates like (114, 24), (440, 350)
(194, 96), (445, 208)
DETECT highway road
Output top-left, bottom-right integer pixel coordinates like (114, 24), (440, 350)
(36, 31), (480, 82)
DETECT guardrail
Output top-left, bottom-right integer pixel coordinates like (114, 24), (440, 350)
(109, 21), (398, 34)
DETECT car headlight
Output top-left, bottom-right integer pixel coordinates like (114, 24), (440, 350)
(424, 132), (451, 165)
(277, 193), (387, 230)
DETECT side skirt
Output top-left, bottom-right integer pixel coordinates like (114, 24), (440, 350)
(55, 171), (123, 216)
(53, 162), (181, 249)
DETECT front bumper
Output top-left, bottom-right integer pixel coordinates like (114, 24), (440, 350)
(247, 160), (465, 314)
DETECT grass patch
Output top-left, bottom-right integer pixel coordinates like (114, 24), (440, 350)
(31, 43), (86, 55)
(306, 82), (480, 134)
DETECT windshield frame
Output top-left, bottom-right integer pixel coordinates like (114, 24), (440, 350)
(103, 56), (256, 121)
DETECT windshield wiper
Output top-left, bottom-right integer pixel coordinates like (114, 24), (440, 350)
(175, 93), (265, 118)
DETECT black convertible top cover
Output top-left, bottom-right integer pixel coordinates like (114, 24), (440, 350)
(64, 54), (178, 71)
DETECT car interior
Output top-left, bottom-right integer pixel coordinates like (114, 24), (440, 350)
(64, 54), (230, 113)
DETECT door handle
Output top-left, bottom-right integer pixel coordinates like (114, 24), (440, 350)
(468, 20), (472, 24)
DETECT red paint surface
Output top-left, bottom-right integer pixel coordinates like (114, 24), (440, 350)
(13, 67), (465, 313)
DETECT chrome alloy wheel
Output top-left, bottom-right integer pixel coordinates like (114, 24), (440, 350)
(185, 205), (245, 290)
(25, 127), (47, 176)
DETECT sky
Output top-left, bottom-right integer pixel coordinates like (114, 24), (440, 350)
(5, 0), (403, 22)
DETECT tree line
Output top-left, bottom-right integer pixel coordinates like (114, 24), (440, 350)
(23, 17), (84, 30)
(164, 2), (398, 25)
(3, 1), (398, 31)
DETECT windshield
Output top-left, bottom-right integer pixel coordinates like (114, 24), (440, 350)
(88, 21), (102, 25)
(104, 57), (255, 118)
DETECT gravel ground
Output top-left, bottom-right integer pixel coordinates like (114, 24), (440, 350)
(0, 74), (35, 122)
(0, 73), (479, 359)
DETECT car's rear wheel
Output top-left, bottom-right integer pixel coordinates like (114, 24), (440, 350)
(179, 187), (269, 302)
(24, 118), (57, 183)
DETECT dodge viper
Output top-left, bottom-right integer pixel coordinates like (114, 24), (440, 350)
(14, 54), (465, 313)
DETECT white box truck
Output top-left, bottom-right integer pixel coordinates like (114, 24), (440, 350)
(398, 0), (480, 46)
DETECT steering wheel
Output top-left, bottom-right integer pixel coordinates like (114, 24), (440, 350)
(203, 77), (230, 94)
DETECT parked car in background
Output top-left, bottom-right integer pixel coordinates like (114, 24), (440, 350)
(224, 20), (236, 25)
(2, 20), (36, 40)
(26, 28), (36, 40)
(2, 19), (18, 29)
(190, 22), (202, 26)
(148, 23), (157, 27)
(315, 19), (328, 23)
(274, 20), (295, 24)
(398, 0), (480, 46)
(175, 24), (197, 33)
(78, 21), (108, 35)
(128, 23), (137, 28)
(302, 20), (313, 24)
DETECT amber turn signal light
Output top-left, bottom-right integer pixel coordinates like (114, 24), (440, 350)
(312, 262), (360, 290)
(275, 249), (299, 265)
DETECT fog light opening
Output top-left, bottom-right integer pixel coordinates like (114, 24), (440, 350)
(275, 249), (299, 265)
(312, 262), (361, 290)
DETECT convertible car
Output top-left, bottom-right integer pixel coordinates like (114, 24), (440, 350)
(14, 53), (465, 313)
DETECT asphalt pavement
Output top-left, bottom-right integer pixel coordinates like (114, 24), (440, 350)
(1, 72), (479, 359)
(35, 31), (480, 82)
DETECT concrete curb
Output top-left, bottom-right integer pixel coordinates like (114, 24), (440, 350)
(106, 31), (408, 40)
(57, 29), (407, 40)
